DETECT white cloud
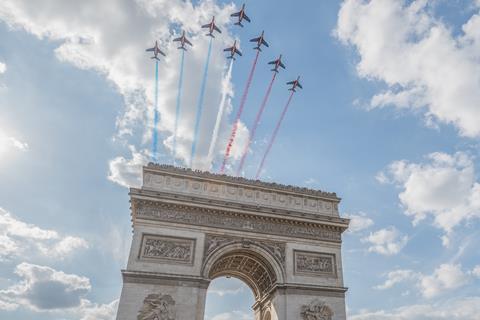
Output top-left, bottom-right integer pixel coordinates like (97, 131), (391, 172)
(0, 62), (6, 74)
(362, 226), (408, 256)
(375, 264), (475, 298)
(345, 212), (374, 233)
(336, 0), (480, 137)
(0, 130), (29, 157)
(0, 207), (88, 260)
(349, 296), (480, 320)
(420, 263), (470, 299)
(375, 269), (418, 290)
(0, 0), (245, 171)
(211, 310), (252, 320)
(472, 265), (480, 278)
(107, 145), (148, 188)
(0, 263), (117, 318)
(0, 262), (90, 311)
(379, 152), (480, 244)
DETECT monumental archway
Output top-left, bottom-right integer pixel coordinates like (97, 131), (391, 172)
(116, 164), (349, 320)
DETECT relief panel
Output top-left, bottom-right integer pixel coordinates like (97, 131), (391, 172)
(294, 250), (337, 277)
(139, 234), (195, 265)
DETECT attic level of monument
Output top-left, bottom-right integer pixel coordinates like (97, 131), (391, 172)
(141, 164), (343, 218)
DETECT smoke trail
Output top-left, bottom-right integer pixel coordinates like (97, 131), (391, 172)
(152, 60), (159, 162)
(255, 91), (295, 179)
(189, 37), (213, 168)
(220, 50), (260, 173)
(172, 49), (185, 165)
(207, 59), (234, 169)
(236, 72), (277, 175)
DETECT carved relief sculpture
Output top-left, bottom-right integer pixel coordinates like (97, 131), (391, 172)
(295, 251), (336, 277)
(140, 235), (195, 264)
(137, 294), (175, 320)
(301, 300), (333, 320)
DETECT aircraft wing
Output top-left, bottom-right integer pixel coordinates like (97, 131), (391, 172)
(201, 23), (211, 28)
(262, 39), (269, 47)
(224, 47), (231, 52)
(250, 37), (260, 43)
(297, 82), (303, 89)
(173, 37), (181, 42)
(286, 81), (295, 85)
(280, 61), (286, 69)
(146, 48), (154, 52)
(213, 25), (221, 33)
(244, 14), (251, 22)
(231, 11), (240, 17)
(235, 48), (242, 56)
(185, 38), (193, 46)
(268, 60), (275, 65)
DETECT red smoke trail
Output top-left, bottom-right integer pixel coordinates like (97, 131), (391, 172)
(255, 90), (295, 180)
(236, 72), (277, 175)
(220, 50), (260, 173)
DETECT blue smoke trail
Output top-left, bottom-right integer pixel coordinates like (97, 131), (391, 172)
(173, 49), (185, 165)
(189, 37), (213, 168)
(152, 60), (159, 162)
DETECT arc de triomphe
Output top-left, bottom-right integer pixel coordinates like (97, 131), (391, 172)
(116, 164), (349, 320)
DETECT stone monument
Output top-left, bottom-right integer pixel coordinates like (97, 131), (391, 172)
(116, 164), (349, 320)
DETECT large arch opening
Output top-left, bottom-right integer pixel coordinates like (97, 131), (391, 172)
(202, 243), (284, 320)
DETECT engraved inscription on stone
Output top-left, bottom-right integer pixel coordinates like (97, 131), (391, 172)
(294, 251), (336, 277)
(139, 234), (195, 264)
(137, 293), (175, 320)
(301, 299), (333, 320)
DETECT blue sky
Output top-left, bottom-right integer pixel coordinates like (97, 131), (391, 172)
(0, 0), (479, 319)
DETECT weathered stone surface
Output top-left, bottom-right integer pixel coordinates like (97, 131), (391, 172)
(116, 166), (349, 320)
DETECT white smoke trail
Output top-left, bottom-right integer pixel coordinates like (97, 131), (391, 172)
(206, 59), (234, 169)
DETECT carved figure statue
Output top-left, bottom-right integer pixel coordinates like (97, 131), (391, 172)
(137, 294), (175, 320)
(300, 299), (333, 320)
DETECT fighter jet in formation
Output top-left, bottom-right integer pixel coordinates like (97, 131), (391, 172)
(224, 40), (242, 60)
(269, 55), (286, 73)
(231, 3), (251, 27)
(250, 31), (269, 51)
(173, 31), (193, 50)
(287, 76), (303, 92)
(202, 16), (222, 38)
(146, 41), (166, 60)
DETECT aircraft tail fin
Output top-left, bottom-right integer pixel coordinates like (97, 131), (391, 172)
(271, 68), (279, 73)
(254, 46), (262, 51)
(151, 56), (160, 61)
(234, 22), (244, 27)
(206, 33), (215, 38)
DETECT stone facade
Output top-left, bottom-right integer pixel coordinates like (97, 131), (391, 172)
(116, 165), (349, 320)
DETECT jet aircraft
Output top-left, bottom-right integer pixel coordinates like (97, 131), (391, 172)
(250, 31), (269, 51)
(287, 76), (303, 92)
(268, 55), (286, 73)
(231, 4), (251, 27)
(224, 40), (242, 60)
(146, 41), (166, 60)
(173, 31), (193, 50)
(202, 17), (222, 38)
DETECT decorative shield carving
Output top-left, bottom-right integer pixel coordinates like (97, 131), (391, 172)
(301, 299), (333, 320)
(137, 294), (175, 320)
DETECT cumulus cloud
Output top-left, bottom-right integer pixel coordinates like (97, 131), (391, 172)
(0, 262), (90, 310)
(0, 263), (117, 318)
(362, 226), (408, 256)
(0, 207), (88, 260)
(374, 269), (418, 290)
(336, 0), (480, 137)
(472, 265), (480, 278)
(0, 0), (246, 173)
(349, 296), (480, 320)
(345, 212), (374, 233)
(0, 61), (6, 74)
(378, 152), (480, 245)
(375, 264), (476, 298)
(0, 130), (29, 157)
(107, 145), (148, 188)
